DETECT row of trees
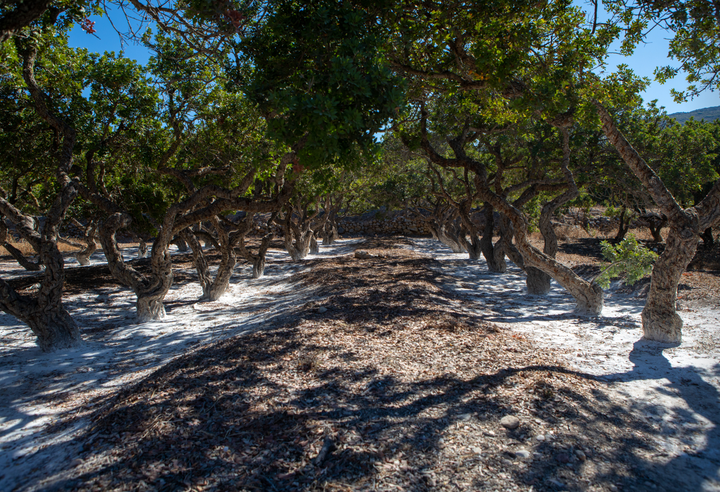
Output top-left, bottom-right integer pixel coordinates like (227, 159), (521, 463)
(0, 0), (718, 351)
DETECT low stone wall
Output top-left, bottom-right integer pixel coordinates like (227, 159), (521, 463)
(338, 210), (431, 236)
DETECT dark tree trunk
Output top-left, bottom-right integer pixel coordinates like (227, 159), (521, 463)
(3, 241), (41, 270)
(0, 262), (80, 352)
(252, 255), (266, 278)
(0, 209), (81, 350)
(648, 215), (667, 243)
(183, 229), (213, 298)
(310, 233), (319, 254)
(614, 206), (631, 242)
(205, 235), (237, 302)
(526, 267), (551, 295)
(700, 227), (714, 250)
(479, 204), (507, 272)
(137, 296), (166, 321)
(70, 220), (99, 266)
(240, 233), (272, 279)
(322, 222), (339, 245)
(497, 215), (524, 269)
(1, 218), (41, 270)
(463, 233), (482, 260)
(185, 218), (239, 302)
(172, 236), (189, 252)
(455, 203), (484, 261)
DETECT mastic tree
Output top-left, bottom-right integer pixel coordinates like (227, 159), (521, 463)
(387, 0), (610, 314)
(0, 27), (88, 350)
(589, 0), (720, 342)
(77, 32), (296, 317)
(230, 0), (404, 173)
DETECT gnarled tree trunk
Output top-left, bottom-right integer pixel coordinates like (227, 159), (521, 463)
(98, 213), (173, 322)
(614, 206), (632, 242)
(479, 204), (507, 272)
(277, 198), (320, 262)
(596, 102), (720, 342)
(188, 217), (238, 302)
(700, 227), (714, 250)
(0, 42), (82, 351)
(65, 219), (99, 266)
(482, 189), (603, 313)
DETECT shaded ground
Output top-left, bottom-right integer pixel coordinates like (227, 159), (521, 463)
(1, 237), (719, 491)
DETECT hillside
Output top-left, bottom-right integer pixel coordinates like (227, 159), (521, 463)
(669, 105), (720, 124)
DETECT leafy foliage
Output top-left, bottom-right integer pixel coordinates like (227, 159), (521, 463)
(232, 1), (404, 169)
(595, 235), (659, 288)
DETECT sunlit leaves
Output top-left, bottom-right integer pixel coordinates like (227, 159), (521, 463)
(595, 234), (658, 288)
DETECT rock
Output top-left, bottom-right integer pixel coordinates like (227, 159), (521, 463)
(536, 434), (546, 442)
(547, 478), (565, 488)
(515, 448), (531, 459)
(575, 449), (586, 461)
(317, 307), (328, 313)
(355, 251), (375, 259)
(470, 446), (482, 455)
(500, 415), (521, 430)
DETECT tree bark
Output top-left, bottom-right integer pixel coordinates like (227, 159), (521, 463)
(0, 277), (80, 351)
(98, 213), (173, 321)
(183, 229), (212, 297)
(428, 204), (465, 253)
(69, 219), (98, 265)
(700, 227), (714, 249)
(595, 102), (720, 342)
(3, 241), (41, 270)
(480, 188), (603, 313)
(239, 232), (273, 279)
(277, 199), (319, 262)
(479, 204), (507, 272)
(204, 218), (237, 301)
(642, 213), (667, 243)
(0, 42), (82, 351)
(528, 126), (578, 295)
(641, 223), (697, 342)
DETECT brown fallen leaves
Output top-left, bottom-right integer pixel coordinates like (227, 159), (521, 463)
(44, 238), (672, 492)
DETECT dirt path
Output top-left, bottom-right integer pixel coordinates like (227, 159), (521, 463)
(0, 237), (718, 491)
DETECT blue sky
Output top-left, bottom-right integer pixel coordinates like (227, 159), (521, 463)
(67, 7), (719, 115)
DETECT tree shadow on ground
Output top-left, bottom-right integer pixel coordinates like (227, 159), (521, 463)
(19, 246), (691, 492)
(603, 341), (720, 491)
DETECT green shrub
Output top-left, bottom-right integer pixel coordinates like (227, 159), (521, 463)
(594, 235), (659, 289)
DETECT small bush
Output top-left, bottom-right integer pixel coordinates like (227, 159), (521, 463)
(594, 235), (659, 289)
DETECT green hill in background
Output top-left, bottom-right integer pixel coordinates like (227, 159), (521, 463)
(669, 106), (720, 124)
